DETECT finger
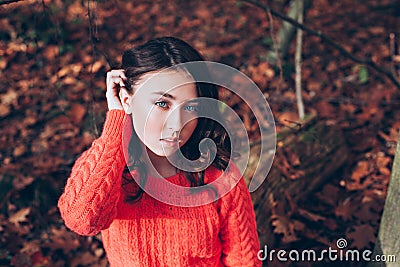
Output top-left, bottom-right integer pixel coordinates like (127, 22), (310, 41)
(118, 70), (127, 80)
(109, 69), (126, 77)
(107, 75), (124, 87)
(106, 70), (126, 92)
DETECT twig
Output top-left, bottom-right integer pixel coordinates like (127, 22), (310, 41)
(389, 33), (398, 78)
(87, 0), (100, 136)
(0, 0), (23, 5)
(295, 0), (304, 120)
(265, 1), (284, 91)
(242, 0), (400, 89)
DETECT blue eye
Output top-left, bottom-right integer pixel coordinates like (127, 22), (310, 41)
(155, 101), (169, 109)
(184, 105), (198, 112)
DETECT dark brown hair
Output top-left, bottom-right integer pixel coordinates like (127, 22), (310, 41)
(121, 36), (230, 202)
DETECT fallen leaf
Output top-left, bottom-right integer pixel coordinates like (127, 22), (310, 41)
(1, 90), (18, 105)
(315, 184), (339, 206)
(71, 251), (98, 267)
(91, 60), (104, 73)
(9, 207), (30, 226)
(0, 57), (7, 70)
(350, 161), (371, 185)
(271, 215), (299, 243)
(13, 145), (27, 157)
(347, 224), (376, 249)
(0, 105), (11, 117)
(68, 103), (87, 125)
(44, 227), (80, 254)
(12, 176), (34, 191)
(376, 155), (391, 176)
(335, 197), (355, 221)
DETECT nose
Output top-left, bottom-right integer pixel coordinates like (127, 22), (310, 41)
(165, 107), (182, 132)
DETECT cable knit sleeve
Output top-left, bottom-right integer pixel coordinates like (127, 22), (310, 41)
(58, 110), (126, 236)
(219, 167), (262, 267)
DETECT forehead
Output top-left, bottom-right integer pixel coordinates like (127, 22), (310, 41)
(134, 70), (197, 97)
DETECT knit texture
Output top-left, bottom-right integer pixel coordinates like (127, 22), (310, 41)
(58, 110), (261, 267)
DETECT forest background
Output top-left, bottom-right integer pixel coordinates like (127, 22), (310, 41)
(0, 0), (399, 266)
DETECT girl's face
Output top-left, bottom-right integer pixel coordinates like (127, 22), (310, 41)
(125, 70), (198, 158)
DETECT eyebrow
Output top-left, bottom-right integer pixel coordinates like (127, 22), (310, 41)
(152, 91), (176, 100)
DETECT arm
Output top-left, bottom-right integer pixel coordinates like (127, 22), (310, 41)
(58, 69), (128, 235)
(219, 170), (262, 266)
(58, 110), (126, 236)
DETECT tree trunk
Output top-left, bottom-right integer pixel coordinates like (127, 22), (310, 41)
(244, 111), (348, 247)
(368, 131), (400, 267)
(267, 0), (312, 64)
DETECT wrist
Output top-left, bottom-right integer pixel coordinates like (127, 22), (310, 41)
(107, 98), (123, 111)
(102, 110), (125, 137)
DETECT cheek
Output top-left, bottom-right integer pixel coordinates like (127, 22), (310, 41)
(132, 107), (164, 139)
(181, 119), (198, 138)
(144, 112), (164, 135)
(133, 112), (162, 138)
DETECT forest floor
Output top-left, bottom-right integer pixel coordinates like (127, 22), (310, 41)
(0, 0), (399, 266)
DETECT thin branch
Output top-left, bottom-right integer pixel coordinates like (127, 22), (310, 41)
(0, 0), (23, 5)
(266, 2), (284, 90)
(243, 0), (400, 89)
(295, 0), (305, 120)
(87, 0), (99, 137)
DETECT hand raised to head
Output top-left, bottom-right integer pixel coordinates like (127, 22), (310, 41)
(106, 69), (127, 110)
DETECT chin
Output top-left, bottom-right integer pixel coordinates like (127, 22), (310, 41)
(150, 147), (178, 157)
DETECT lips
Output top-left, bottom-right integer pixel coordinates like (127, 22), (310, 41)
(160, 137), (182, 147)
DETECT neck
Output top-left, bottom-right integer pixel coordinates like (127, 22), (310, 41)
(145, 148), (179, 178)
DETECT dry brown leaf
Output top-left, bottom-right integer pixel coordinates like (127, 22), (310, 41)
(13, 145), (27, 157)
(353, 202), (379, 223)
(1, 90), (18, 105)
(63, 76), (78, 85)
(315, 184), (339, 206)
(43, 45), (59, 61)
(307, 79), (321, 91)
(335, 197), (355, 221)
(9, 207), (30, 226)
(68, 103), (86, 125)
(45, 227), (80, 254)
(347, 224), (376, 250)
(71, 252), (98, 267)
(376, 155), (391, 176)
(0, 57), (7, 70)
(0, 105), (11, 117)
(12, 176), (34, 191)
(91, 60), (104, 73)
(271, 215), (299, 243)
(351, 160), (371, 183)
(68, 0), (86, 16)
(368, 26), (385, 35)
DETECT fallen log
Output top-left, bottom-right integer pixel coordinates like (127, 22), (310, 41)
(243, 111), (348, 247)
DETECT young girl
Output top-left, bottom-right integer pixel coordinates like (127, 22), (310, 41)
(58, 36), (261, 266)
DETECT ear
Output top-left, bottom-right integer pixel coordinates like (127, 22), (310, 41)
(120, 88), (133, 114)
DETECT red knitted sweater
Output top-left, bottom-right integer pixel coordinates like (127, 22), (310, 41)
(58, 110), (261, 267)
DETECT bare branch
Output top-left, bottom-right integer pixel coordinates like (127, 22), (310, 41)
(295, 0), (305, 120)
(243, 0), (400, 89)
(0, 0), (23, 5)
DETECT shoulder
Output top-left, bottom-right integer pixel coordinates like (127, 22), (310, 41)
(204, 162), (245, 201)
(205, 161), (242, 183)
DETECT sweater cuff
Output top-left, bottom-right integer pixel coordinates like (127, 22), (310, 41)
(101, 110), (125, 137)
